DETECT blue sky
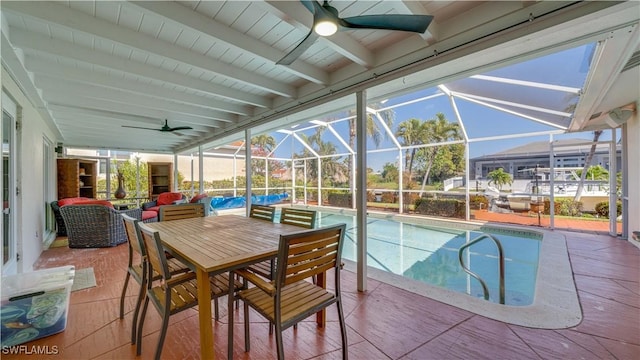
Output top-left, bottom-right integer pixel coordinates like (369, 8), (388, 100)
(266, 42), (613, 172)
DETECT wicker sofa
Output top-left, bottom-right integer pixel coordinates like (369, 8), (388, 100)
(141, 192), (187, 218)
(50, 197), (92, 236)
(59, 201), (144, 248)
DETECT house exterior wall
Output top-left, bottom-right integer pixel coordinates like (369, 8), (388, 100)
(625, 104), (640, 244)
(2, 68), (60, 272)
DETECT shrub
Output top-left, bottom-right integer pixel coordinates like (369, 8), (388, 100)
(414, 198), (465, 218)
(594, 201), (622, 218)
(381, 191), (397, 203)
(543, 198), (583, 216)
(327, 192), (352, 208)
(470, 195), (489, 210)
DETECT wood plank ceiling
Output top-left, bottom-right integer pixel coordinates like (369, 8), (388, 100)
(1, 1), (638, 153)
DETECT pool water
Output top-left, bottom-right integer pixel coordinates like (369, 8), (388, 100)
(314, 212), (541, 306)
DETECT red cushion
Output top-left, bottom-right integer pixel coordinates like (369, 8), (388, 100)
(58, 197), (91, 206)
(156, 192), (184, 206)
(73, 200), (114, 209)
(190, 193), (208, 203)
(147, 205), (161, 213)
(142, 210), (157, 221)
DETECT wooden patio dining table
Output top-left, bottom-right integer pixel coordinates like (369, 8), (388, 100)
(144, 214), (326, 359)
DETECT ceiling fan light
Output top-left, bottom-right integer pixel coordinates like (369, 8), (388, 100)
(314, 20), (337, 36)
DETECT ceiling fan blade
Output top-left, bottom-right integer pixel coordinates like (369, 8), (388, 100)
(300, 0), (317, 14)
(276, 30), (319, 65)
(122, 125), (157, 130)
(341, 14), (433, 33)
(167, 126), (193, 131)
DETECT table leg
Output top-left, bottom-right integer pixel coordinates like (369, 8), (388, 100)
(228, 273), (235, 360)
(316, 271), (326, 328)
(196, 268), (215, 359)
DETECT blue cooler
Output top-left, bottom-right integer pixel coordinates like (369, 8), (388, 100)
(1, 266), (75, 347)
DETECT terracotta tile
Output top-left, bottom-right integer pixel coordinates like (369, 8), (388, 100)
(312, 339), (392, 359)
(574, 290), (640, 344)
(347, 283), (472, 359)
(570, 253), (640, 282)
(557, 329), (627, 359)
(511, 326), (608, 359)
(574, 274), (640, 308)
(8, 230), (637, 360)
(596, 336), (640, 359)
(402, 316), (538, 359)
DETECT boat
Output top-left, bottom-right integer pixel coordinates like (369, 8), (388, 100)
(506, 167), (610, 212)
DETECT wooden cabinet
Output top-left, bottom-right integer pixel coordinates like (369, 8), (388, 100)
(148, 162), (173, 200)
(57, 158), (97, 199)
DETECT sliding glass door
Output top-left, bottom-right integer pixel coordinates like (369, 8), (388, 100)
(2, 93), (17, 275)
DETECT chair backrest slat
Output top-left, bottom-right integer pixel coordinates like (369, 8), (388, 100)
(276, 224), (346, 288)
(159, 203), (205, 221)
(249, 204), (276, 222)
(279, 208), (316, 229)
(285, 262), (335, 285)
(122, 213), (144, 256)
(138, 223), (170, 280)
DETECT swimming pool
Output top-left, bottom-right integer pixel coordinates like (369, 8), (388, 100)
(314, 211), (540, 306)
(218, 205), (582, 329)
(272, 206), (582, 329)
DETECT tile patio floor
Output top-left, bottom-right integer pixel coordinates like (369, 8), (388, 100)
(4, 229), (639, 359)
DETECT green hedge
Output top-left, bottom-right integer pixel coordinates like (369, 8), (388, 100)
(414, 198), (465, 218)
(328, 192), (352, 207)
(594, 201), (622, 218)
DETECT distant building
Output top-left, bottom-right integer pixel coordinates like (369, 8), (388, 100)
(470, 139), (622, 180)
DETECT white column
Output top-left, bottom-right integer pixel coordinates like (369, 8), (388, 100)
(549, 134), (555, 229)
(198, 145), (204, 194)
(173, 153), (178, 192)
(190, 154), (194, 197)
(609, 128), (617, 235)
(356, 91), (368, 292)
(245, 129), (252, 217)
(465, 142), (470, 221)
(623, 104), (639, 242)
(398, 149), (404, 214)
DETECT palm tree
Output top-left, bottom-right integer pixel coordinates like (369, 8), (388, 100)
(347, 103), (395, 150)
(251, 134), (276, 154)
(417, 113), (462, 194)
(574, 130), (603, 202)
(250, 134), (276, 175)
(296, 127), (348, 186)
(395, 118), (428, 176)
(346, 103), (395, 179)
(487, 168), (513, 191)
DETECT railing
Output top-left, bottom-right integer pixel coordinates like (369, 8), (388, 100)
(458, 233), (505, 304)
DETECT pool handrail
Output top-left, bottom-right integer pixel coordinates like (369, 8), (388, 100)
(458, 233), (506, 304)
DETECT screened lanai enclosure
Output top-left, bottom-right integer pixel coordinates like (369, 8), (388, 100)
(67, 41), (626, 235)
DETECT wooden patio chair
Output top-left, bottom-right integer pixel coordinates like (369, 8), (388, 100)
(136, 222), (244, 360)
(249, 208), (318, 280)
(232, 223), (348, 360)
(249, 204), (276, 222)
(118, 214), (189, 344)
(279, 207), (317, 229)
(158, 202), (205, 221)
